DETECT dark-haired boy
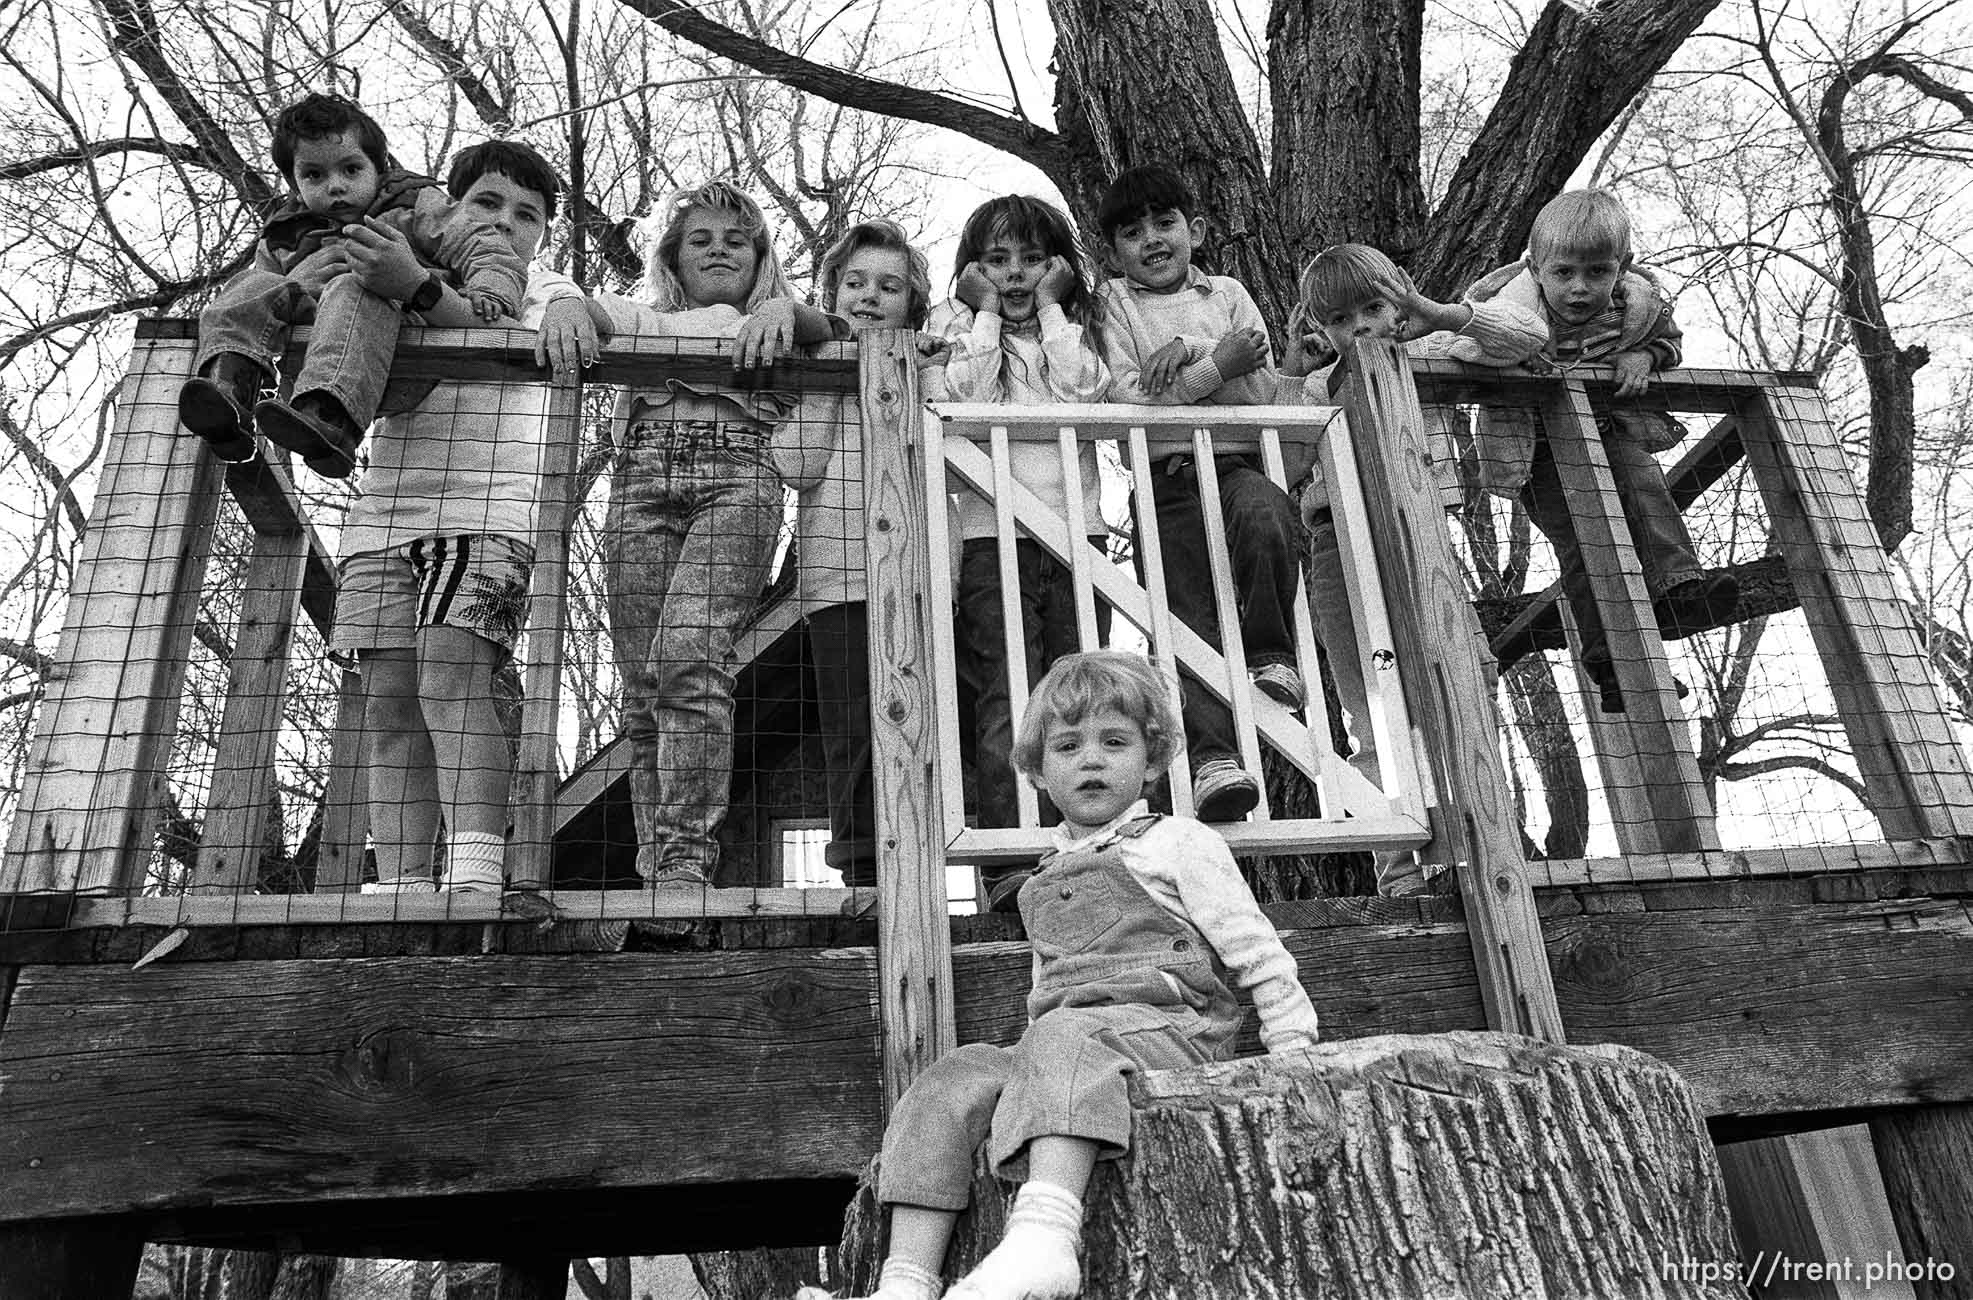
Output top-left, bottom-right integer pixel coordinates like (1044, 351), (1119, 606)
(1094, 164), (1300, 823)
(179, 94), (526, 477)
(326, 139), (593, 894)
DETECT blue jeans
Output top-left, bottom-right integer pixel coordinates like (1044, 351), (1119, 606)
(1520, 418), (1701, 669)
(195, 268), (433, 426)
(604, 420), (782, 879)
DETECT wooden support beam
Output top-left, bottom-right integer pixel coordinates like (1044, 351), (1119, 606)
(860, 330), (957, 1108)
(1539, 377), (1717, 856)
(512, 384), (586, 892)
(1719, 1128), (1917, 1300)
(220, 453), (338, 638)
(194, 527), (309, 892)
(2, 337), (224, 895)
(0, 876), (1967, 1242)
(314, 668), (370, 892)
(0, 1215), (146, 1300)
(1336, 340), (1564, 1041)
(1870, 1103), (1973, 1298)
(1739, 383), (1973, 841)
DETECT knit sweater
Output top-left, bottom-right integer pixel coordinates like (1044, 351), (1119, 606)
(1097, 267), (1280, 406)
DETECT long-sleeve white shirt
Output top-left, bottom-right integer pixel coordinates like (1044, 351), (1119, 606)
(926, 299), (1109, 541)
(1043, 801), (1321, 1051)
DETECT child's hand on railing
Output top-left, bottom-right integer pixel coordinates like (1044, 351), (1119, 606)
(1611, 349), (1653, 398)
(1141, 338), (1190, 394)
(735, 298), (800, 370)
(534, 297), (598, 387)
(956, 261), (999, 316)
(1212, 327), (1268, 381)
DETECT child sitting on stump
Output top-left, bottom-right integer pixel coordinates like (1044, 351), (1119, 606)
(797, 650), (1320, 1300)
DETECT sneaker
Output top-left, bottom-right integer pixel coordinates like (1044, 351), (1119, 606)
(1251, 662), (1307, 710)
(255, 393), (362, 479)
(1191, 758), (1260, 822)
(1654, 570), (1740, 638)
(645, 864), (712, 887)
(1583, 660), (1692, 715)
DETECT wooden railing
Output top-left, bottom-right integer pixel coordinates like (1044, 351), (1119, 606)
(11, 325), (1973, 1088)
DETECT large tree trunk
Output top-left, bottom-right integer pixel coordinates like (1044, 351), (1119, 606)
(830, 1033), (1740, 1298)
(1045, 0), (1291, 326)
(1267, 0), (1426, 266)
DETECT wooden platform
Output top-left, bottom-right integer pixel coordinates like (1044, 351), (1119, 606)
(2, 851), (1968, 1259)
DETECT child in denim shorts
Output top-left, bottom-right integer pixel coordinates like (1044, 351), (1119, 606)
(797, 651), (1321, 1300)
(178, 93), (525, 478)
(327, 141), (592, 895)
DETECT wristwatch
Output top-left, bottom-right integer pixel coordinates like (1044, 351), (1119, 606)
(407, 271), (444, 314)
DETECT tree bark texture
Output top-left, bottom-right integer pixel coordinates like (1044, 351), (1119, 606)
(829, 1032), (1741, 1299)
(1413, 0), (1721, 297)
(1045, 0), (1291, 326)
(1267, 0), (1425, 267)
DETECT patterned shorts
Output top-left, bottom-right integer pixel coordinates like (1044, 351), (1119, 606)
(330, 533), (534, 655)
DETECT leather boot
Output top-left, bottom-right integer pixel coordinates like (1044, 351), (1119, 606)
(255, 391), (363, 479)
(177, 353), (264, 462)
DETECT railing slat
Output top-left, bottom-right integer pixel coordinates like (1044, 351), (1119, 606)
(986, 423), (1039, 829)
(1125, 427), (1194, 816)
(1057, 426), (1101, 650)
(1190, 431), (1269, 820)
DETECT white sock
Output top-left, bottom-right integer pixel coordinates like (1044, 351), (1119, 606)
(444, 831), (506, 895)
(948, 1183), (1082, 1300)
(794, 1257), (943, 1300)
(370, 873), (437, 894)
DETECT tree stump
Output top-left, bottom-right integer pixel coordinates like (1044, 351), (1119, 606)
(830, 1032), (1743, 1299)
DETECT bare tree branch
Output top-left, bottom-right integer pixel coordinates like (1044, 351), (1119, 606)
(0, 135), (216, 181)
(607, 0), (1067, 181)
(384, 0), (516, 128)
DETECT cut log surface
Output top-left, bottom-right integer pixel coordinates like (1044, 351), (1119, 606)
(835, 1032), (1743, 1299)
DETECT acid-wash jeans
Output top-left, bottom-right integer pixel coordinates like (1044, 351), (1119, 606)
(604, 419), (781, 880)
(875, 815), (1243, 1209)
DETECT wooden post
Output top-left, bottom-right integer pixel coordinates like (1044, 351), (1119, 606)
(495, 1257), (570, 1298)
(1337, 342), (1564, 1041)
(862, 330), (957, 1106)
(1870, 1104), (1973, 1299)
(3, 336), (223, 896)
(0, 1216), (145, 1300)
(1538, 379), (1718, 856)
(193, 527), (309, 893)
(1739, 382), (1973, 841)
(1719, 1128), (1919, 1300)
(314, 667), (370, 892)
(512, 384), (586, 892)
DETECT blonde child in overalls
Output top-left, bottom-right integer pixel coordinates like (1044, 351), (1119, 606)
(798, 650), (1320, 1300)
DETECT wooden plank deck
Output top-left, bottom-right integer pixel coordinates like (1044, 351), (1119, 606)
(1, 861), (1967, 1258)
